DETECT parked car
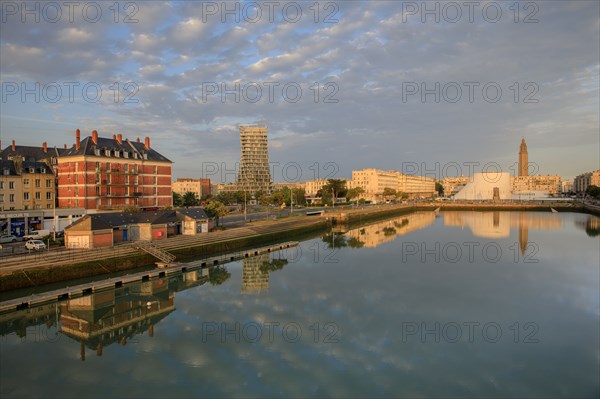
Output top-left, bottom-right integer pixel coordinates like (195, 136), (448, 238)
(0, 234), (18, 244)
(23, 229), (50, 241)
(25, 240), (46, 250)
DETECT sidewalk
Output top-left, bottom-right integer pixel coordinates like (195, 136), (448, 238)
(0, 217), (326, 277)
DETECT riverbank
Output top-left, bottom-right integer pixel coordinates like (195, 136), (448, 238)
(1, 202), (597, 293)
(0, 217), (328, 292)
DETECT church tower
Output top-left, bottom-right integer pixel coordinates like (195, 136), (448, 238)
(518, 138), (528, 176)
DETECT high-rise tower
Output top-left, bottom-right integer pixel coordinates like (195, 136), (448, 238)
(518, 137), (528, 176)
(237, 123), (271, 194)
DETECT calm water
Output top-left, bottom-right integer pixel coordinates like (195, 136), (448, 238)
(1, 211), (598, 398)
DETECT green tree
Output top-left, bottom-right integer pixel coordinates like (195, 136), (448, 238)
(382, 187), (397, 200)
(173, 192), (183, 207)
(182, 191), (200, 207)
(323, 179), (346, 205)
(435, 182), (445, 197)
(209, 266), (231, 285)
(205, 200), (228, 226)
(123, 205), (141, 213)
(346, 187), (365, 202)
(586, 185), (600, 199)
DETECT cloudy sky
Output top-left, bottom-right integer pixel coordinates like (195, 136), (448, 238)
(1, 1), (598, 181)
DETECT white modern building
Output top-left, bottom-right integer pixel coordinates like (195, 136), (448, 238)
(453, 173), (512, 201)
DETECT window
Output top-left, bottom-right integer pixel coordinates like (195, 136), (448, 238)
(107, 186), (111, 195)
(0, 182), (3, 189)
(9, 181), (14, 189)
(29, 167), (35, 173)
(9, 194), (14, 202)
(46, 192), (52, 200)
(0, 194), (3, 202)
(46, 179), (52, 188)
(23, 179), (30, 187)
(35, 204), (41, 209)
(96, 187), (100, 196)
(3, 168), (9, 175)
(35, 179), (41, 188)
(35, 192), (41, 200)
(47, 204), (52, 209)
(24, 192), (30, 200)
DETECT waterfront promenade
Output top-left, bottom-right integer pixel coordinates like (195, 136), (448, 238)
(0, 216), (325, 278)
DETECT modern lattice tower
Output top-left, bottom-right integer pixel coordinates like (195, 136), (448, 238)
(237, 123), (272, 194)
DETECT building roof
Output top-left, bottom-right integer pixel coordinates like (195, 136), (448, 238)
(177, 207), (213, 220)
(1, 145), (64, 162)
(19, 161), (54, 175)
(62, 136), (172, 163)
(0, 160), (18, 176)
(67, 210), (179, 231)
(66, 209), (214, 231)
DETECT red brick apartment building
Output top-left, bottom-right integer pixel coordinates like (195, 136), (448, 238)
(58, 129), (172, 210)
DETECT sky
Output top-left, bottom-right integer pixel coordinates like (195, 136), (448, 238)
(0, 0), (598, 182)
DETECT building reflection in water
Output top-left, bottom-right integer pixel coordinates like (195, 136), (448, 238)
(342, 212), (437, 248)
(575, 215), (600, 237)
(444, 211), (562, 255)
(0, 268), (212, 361)
(241, 254), (270, 294)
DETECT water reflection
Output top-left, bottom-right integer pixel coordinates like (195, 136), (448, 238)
(0, 267), (214, 359)
(445, 211), (563, 254)
(335, 211), (437, 248)
(575, 215), (600, 237)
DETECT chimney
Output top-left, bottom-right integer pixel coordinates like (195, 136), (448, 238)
(76, 129), (81, 150)
(92, 130), (98, 145)
(64, 144), (67, 149)
(43, 142), (47, 153)
(144, 137), (150, 149)
(112, 134), (116, 140)
(136, 137), (140, 143)
(12, 140), (16, 151)
(117, 134), (122, 144)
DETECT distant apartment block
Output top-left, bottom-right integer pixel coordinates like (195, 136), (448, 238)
(172, 178), (211, 199)
(511, 175), (562, 195)
(561, 180), (574, 193)
(440, 177), (470, 197)
(0, 159), (55, 211)
(57, 129), (172, 210)
(237, 123), (272, 194)
(348, 168), (435, 202)
(303, 179), (329, 197)
(574, 170), (600, 193)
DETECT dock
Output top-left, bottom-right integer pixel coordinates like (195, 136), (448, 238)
(0, 241), (298, 314)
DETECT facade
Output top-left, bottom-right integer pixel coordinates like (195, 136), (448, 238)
(518, 138), (528, 176)
(453, 172), (512, 201)
(511, 175), (562, 196)
(241, 254), (270, 294)
(57, 130), (172, 210)
(574, 170), (600, 193)
(236, 123), (272, 194)
(348, 168), (435, 202)
(398, 174), (436, 198)
(440, 177), (470, 197)
(348, 169), (400, 202)
(303, 179), (329, 197)
(561, 180), (574, 193)
(64, 209), (214, 248)
(172, 178), (211, 199)
(0, 160), (55, 212)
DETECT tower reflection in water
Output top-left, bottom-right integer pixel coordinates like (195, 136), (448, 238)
(0, 252), (292, 360)
(444, 211), (563, 255)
